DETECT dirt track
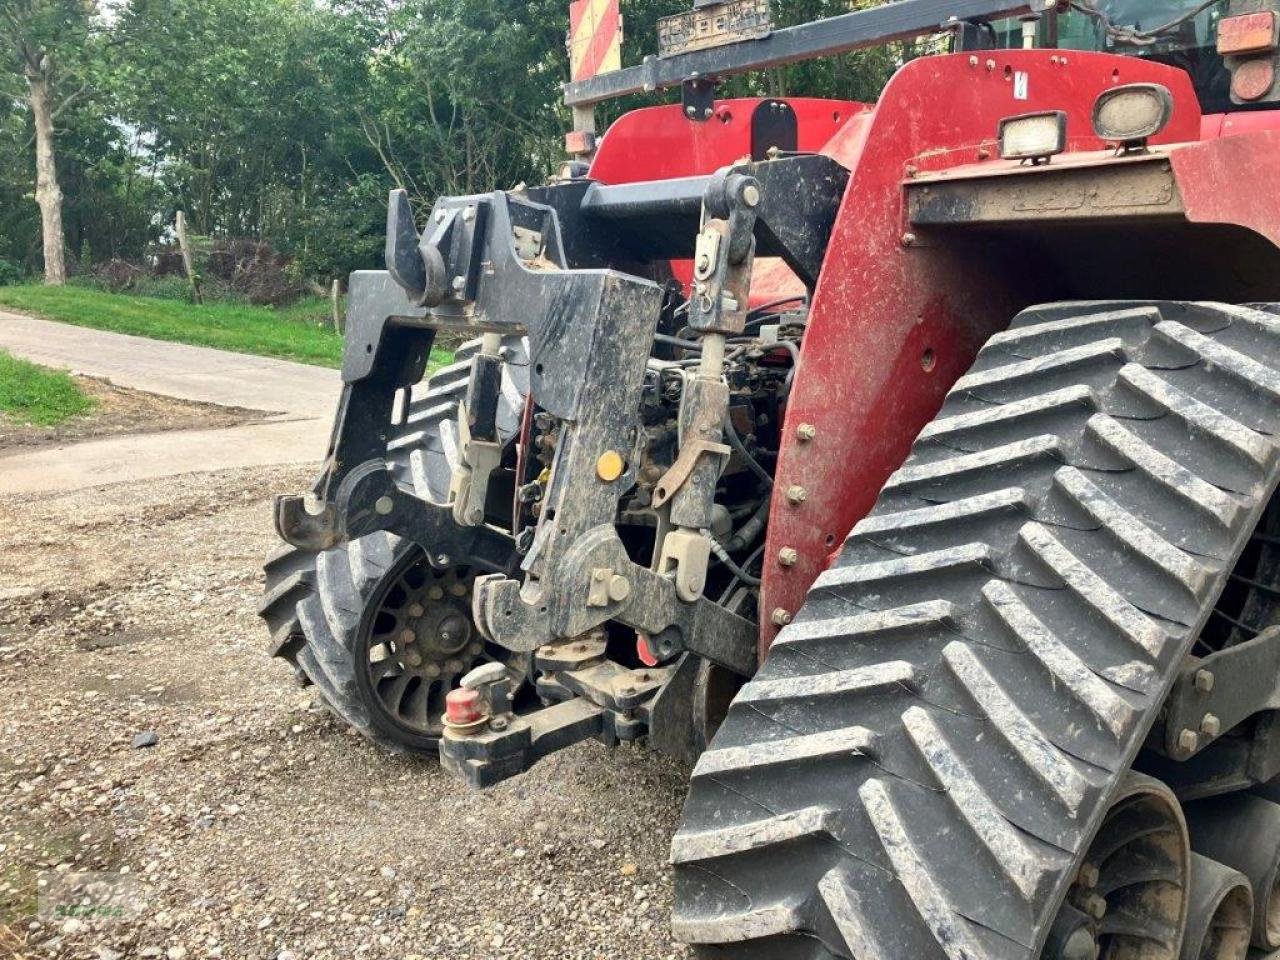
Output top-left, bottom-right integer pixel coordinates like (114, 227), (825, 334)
(0, 465), (689, 960)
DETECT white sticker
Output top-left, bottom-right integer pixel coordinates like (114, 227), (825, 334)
(1013, 71), (1029, 100)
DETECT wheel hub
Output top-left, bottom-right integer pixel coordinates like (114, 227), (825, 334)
(361, 558), (522, 737)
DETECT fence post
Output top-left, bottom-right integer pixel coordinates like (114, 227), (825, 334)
(175, 210), (203, 305)
(330, 278), (343, 334)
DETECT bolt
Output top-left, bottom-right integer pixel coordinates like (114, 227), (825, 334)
(436, 553), (451, 566)
(969, 55), (979, 67)
(742, 183), (761, 207)
(449, 582), (467, 597)
(905, 164), (918, 177)
(425, 664), (441, 678)
(703, 107), (714, 119)
(400, 629), (415, 644)
(796, 422), (816, 441)
(434, 210), (446, 222)
(374, 496), (394, 515)
(778, 547), (798, 567)
(469, 643), (483, 656)
(408, 603), (425, 618)
(468, 506), (483, 524)
(462, 206), (475, 222)
(451, 276), (466, 294)
(685, 105), (697, 117)
(901, 232), (917, 247)
(786, 485), (808, 505)
(986, 58), (996, 70)
(490, 715), (509, 731)
(620, 685), (637, 696)
(1076, 862), (1100, 889)
(428, 586), (444, 601)
(607, 575), (631, 603)
(404, 650), (422, 668)
(1081, 893), (1107, 921)
(771, 607), (793, 627)
(1201, 713), (1221, 737)
(1194, 668), (1215, 693)
(1178, 728), (1200, 754)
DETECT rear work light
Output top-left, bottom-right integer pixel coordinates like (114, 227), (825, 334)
(1092, 83), (1174, 150)
(997, 111), (1068, 163)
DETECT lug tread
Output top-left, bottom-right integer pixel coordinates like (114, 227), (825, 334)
(675, 302), (1280, 959)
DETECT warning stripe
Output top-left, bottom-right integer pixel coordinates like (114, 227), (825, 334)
(569, 0), (621, 82)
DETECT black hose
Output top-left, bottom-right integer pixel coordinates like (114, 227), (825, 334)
(654, 332), (703, 351)
(705, 531), (762, 587)
(725, 498), (769, 553)
(722, 411), (774, 489)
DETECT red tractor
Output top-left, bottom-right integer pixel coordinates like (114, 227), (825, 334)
(262, 0), (1280, 955)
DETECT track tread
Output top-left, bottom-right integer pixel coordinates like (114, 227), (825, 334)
(258, 336), (526, 753)
(672, 301), (1280, 958)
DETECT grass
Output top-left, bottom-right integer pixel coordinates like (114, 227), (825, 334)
(0, 284), (453, 370)
(0, 348), (96, 426)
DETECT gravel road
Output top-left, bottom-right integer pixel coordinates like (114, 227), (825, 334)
(0, 465), (690, 960)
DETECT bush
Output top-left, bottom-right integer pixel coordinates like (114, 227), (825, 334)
(0, 258), (23, 287)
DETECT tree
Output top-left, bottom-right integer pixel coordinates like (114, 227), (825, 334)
(1, 0), (98, 284)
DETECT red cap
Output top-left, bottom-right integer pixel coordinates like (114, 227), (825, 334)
(445, 687), (483, 726)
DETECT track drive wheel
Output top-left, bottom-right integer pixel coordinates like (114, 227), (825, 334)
(258, 337), (528, 754)
(672, 302), (1280, 958)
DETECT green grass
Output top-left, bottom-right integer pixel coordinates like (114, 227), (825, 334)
(0, 349), (95, 426)
(0, 285), (453, 370)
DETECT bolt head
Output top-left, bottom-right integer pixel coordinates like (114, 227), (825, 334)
(436, 553), (450, 566)
(786, 485), (808, 505)
(796, 422), (816, 441)
(1200, 713), (1221, 737)
(778, 547), (798, 567)
(771, 607), (793, 627)
(462, 206), (475, 221)
(1076, 862), (1100, 889)
(451, 276), (466, 294)
(490, 715), (509, 731)
(685, 105), (696, 117)
(408, 603), (425, 618)
(1082, 893), (1107, 920)
(742, 184), (761, 207)
(374, 495), (394, 515)
(1194, 668), (1215, 693)
(901, 232), (917, 247)
(404, 650), (422, 668)
(703, 107), (714, 119)
(1178, 728), (1200, 754)
(400, 629), (416, 644)
(607, 575), (632, 603)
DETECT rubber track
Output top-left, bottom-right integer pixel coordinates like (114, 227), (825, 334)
(671, 302), (1280, 959)
(257, 337), (527, 751)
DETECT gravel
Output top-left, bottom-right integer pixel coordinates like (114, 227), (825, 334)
(0, 465), (690, 959)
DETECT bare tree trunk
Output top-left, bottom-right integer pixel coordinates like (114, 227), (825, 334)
(175, 210), (203, 304)
(26, 67), (66, 286)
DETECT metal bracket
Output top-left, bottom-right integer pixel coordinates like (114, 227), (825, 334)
(681, 76), (718, 121)
(1163, 627), (1280, 759)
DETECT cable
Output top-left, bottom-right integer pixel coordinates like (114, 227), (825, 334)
(1070, 0), (1222, 45)
(704, 530), (763, 587)
(654, 332), (703, 351)
(722, 410), (774, 489)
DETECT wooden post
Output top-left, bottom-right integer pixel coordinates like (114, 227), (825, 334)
(175, 210), (202, 304)
(330, 278), (343, 334)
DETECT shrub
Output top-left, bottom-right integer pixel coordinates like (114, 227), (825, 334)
(0, 258), (23, 287)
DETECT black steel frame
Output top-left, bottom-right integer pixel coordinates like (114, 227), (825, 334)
(562, 0), (1054, 107)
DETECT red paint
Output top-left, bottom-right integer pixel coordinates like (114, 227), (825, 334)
(445, 687), (482, 725)
(583, 52), (1280, 660)
(759, 50), (1208, 656)
(1171, 129), (1280, 247)
(589, 98), (864, 185)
